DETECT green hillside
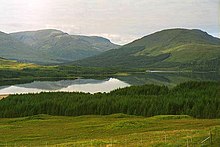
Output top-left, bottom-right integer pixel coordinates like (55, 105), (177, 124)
(10, 29), (119, 63)
(0, 114), (219, 146)
(73, 29), (220, 71)
(0, 58), (37, 70)
(0, 31), (54, 63)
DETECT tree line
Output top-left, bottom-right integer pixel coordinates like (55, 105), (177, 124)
(0, 81), (219, 118)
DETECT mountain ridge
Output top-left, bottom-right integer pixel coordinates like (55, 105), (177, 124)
(0, 29), (119, 64)
(72, 28), (220, 71)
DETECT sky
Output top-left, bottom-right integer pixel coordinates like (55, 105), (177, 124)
(0, 0), (219, 45)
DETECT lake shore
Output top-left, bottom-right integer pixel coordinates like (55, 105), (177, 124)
(145, 70), (218, 73)
(0, 94), (9, 100)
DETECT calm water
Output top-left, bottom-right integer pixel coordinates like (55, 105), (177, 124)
(0, 78), (130, 95)
(0, 72), (219, 95)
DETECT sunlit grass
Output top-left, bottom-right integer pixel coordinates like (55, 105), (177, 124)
(0, 58), (38, 70)
(0, 114), (219, 146)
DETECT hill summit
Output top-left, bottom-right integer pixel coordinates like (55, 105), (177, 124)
(73, 28), (220, 71)
(0, 29), (119, 64)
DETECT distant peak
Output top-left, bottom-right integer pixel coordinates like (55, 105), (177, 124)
(141, 28), (213, 39)
(10, 29), (66, 35)
(155, 28), (207, 33)
(91, 36), (111, 42)
(35, 29), (65, 33)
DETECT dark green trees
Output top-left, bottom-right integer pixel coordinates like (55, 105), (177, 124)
(0, 81), (219, 118)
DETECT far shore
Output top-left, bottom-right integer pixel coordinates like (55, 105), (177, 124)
(145, 70), (218, 73)
(0, 94), (9, 100)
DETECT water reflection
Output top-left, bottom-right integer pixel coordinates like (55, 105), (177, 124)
(0, 78), (130, 95)
(116, 72), (220, 86)
(0, 72), (219, 95)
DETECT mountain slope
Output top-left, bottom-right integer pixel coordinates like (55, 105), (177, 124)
(73, 29), (220, 71)
(0, 31), (53, 63)
(10, 29), (119, 63)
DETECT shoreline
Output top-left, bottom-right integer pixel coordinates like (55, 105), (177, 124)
(145, 70), (218, 73)
(0, 94), (9, 100)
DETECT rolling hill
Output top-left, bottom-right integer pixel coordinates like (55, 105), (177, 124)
(10, 29), (119, 64)
(73, 29), (220, 71)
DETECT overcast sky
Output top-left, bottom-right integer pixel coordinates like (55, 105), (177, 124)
(0, 0), (219, 45)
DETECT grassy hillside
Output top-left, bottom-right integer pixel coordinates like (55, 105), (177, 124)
(0, 58), (38, 70)
(0, 114), (219, 146)
(10, 29), (119, 63)
(73, 29), (220, 71)
(72, 46), (170, 69)
(0, 32), (53, 63)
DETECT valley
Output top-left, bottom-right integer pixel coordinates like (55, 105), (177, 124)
(1, 0), (219, 146)
(0, 28), (220, 147)
(1, 28), (220, 85)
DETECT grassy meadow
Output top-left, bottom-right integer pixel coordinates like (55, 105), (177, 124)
(0, 114), (219, 146)
(0, 58), (38, 70)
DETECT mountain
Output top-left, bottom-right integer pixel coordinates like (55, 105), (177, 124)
(10, 29), (119, 63)
(0, 31), (53, 63)
(73, 29), (220, 71)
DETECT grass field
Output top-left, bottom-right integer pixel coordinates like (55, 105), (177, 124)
(0, 114), (219, 146)
(0, 58), (38, 70)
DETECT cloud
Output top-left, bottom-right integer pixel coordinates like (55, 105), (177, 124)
(0, 0), (219, 44)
